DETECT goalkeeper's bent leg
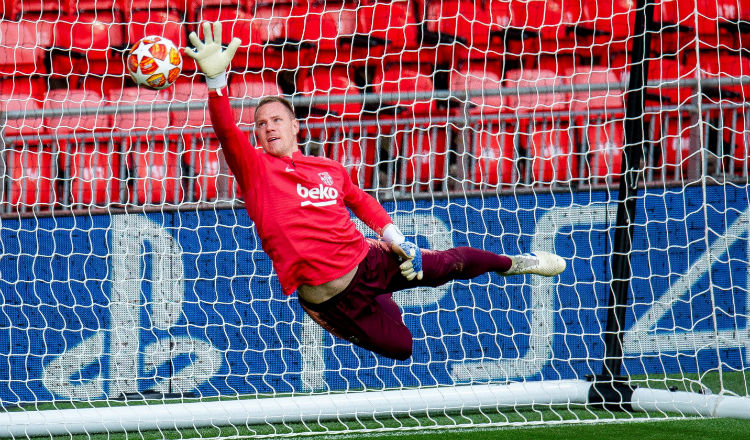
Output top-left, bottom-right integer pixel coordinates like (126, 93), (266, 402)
(296, 242), (513, 360)
(299, 291), (413, 360)
(389, 247), (513, 291)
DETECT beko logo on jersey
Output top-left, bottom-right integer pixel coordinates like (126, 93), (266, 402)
(297, 183), (338, 207)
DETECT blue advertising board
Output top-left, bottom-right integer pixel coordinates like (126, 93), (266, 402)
(0, 185), (748, 405)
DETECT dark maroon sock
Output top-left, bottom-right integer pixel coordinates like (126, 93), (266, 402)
(420, 247), (512, 287)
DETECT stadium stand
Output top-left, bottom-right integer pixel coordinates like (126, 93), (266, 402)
(568, 65), (626, 183)
(370, 63), (446, 190)
(505, 67), (574, 184)
(449, 63), (513, 187)
(127, 9), (187, 48)
(60, 140), (122, 207)
(4, 144), (56, 210)
(422, 0), (495, 63)
(347, 0), (422, 64)
(285, 1), (358, 66)
(0, 0), (746, 208)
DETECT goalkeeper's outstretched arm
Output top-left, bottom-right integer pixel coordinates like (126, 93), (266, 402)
(185, 22), (255, 194)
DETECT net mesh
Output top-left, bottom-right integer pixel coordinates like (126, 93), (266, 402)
(0, 0), (748, 437)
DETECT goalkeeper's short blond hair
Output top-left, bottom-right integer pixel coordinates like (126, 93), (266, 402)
(257, 96), (295, 118)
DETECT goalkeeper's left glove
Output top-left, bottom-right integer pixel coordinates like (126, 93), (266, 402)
(383, 224), (423, 281)
(185, 21), (241, 90)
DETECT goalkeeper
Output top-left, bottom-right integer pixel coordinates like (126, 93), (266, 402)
(186, 23), (565, 360)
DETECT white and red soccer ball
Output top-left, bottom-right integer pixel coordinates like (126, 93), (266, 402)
(126, 36), (182, 90)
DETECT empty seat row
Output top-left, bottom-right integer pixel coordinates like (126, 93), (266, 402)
(9, 106), (743, 213)
(3, 0), (749, 79)
(3, 58), (748, 142)
(3, 53), (747, 127)
(3, 140), (240, 209)
(0, 74), (277, 135)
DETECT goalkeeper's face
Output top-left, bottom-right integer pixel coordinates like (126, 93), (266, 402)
(254, 102), (300, 158)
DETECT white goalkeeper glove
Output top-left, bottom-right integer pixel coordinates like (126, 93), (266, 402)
(382, 224), (423, 281)
(185, 21), (241, 90)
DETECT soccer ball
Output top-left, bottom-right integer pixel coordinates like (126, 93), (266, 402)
(126, 36), (182, 90)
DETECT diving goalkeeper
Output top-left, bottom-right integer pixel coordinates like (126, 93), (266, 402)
(186, 22), (566, 360)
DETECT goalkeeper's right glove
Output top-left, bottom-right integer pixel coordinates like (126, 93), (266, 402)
(383, 224), (424, 281)
(185, 21), (241, 90)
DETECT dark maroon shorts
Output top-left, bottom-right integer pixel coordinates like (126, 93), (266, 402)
(297, 238), (509, 360)
(298, 239), (417, 360)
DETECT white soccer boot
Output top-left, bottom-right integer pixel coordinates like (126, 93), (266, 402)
(500, 251), (566, 277)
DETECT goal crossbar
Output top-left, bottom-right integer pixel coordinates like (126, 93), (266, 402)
(1, 381), (747, 438)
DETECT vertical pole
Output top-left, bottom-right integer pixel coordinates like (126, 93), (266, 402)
(603, 0), (654, 377)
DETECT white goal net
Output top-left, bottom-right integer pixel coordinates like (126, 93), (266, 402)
(0, 0), (749, 438)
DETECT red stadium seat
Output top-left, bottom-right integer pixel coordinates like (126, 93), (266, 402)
(508, 0), (581, 56)
(487, 0), (535, 57)
(702, 52), (750, 101)
(107, 86), (175, 204)
(194, 4), (252, 44)
(108, 87), (171, 132)
(325, 132), (378, 189)
(371, 64), (437, 117)
(568, 66), (625, 112)
(246, 2), (290, 45)
(700, 53), (750, 175)
(504, 68), (568, 114)
(127, 9), (186, 48)
(6, 1), (70, 47)
(183, 143), (241, 202)
(400, 125), (449, 190)
(568, 66), (626, 182)
(74, 0), (119, 12)
(580, 119), (625, 183)
(228, 72), (282, 126)
(59, 143), (122, 207)
(128, 142), (183, 205)
(450, 61), (507, 187)
(645, 57), (696, 106)
(738, 1), (750, 50)
(44, 88), (118, 205)
(470, 122), (515, 187)
(0, 76), (46, 98)
(449, 63), (503, 116)
(187, 0), (253, 21)
(4, 146), (56, 210)
(119, 0), (189, 20)
(524, 123), (575, 184)
(351, 0), (421, 63)
(654, 0), (738, 54)
(197, 4), (282, 71)
(423, 0), (494, 62)
(172, 77), (221, 202)
(578, 0), (636, 57)
(50, 11), (126, 77)
(5, 0), (72, 18)
(285, 2), (357, 65)
(298, 66), (363, 174)
(298, 66), (363, 117)
(0, 20), (44, 76)
(171, 77), (210, 128)
(505, 68), (572, 185)
(0, 91), (44, 137)
(374, 122), (449, 190)
(43, 89), (111, 134)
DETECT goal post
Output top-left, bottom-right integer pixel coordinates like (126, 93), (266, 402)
(0, 0), (749, 438)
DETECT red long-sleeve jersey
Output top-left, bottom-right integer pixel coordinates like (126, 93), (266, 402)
(208, 91), (393, 296)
